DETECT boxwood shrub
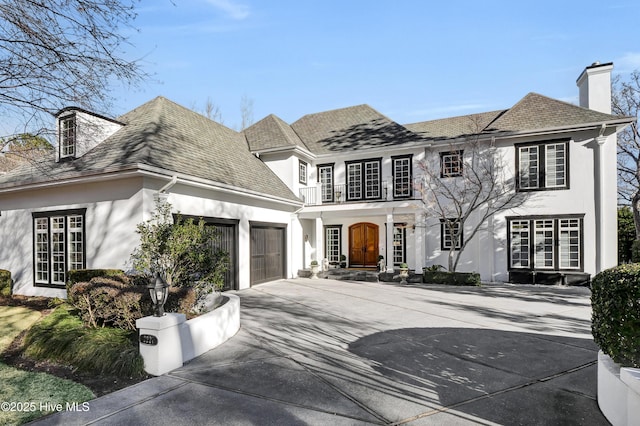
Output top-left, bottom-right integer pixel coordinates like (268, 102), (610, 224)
(591, 264), (640, 367)
(423, 270), (481, 286)
(0, 269), (11, 296)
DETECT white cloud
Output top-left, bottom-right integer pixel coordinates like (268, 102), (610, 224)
(205, 0), (250, 20)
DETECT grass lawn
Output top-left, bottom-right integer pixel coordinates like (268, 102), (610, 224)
(0, 305), (94, 425)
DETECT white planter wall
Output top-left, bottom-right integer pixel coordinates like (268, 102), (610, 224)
(597, 351), (640, 426)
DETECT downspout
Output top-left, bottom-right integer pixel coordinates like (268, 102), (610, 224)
(154, 175), (178, 204)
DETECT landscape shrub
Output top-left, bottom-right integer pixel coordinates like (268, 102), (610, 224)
(591, 263), (640, 367)
(68, 276), (198, 329)
(0, 269), (11, 296)
(23, 306), (145, 377)
(423, 270), (481, 286)
(66, 269), (125, 292)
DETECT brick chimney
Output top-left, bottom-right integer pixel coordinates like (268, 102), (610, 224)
(576, 62), (613, 114)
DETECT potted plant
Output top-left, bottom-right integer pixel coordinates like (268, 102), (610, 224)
(310, 260), (320, 279)
(399, 263), (409, 284)
(339, 254), (347, 268)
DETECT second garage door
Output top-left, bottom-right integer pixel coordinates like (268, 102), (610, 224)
(250, 223), (286, 286)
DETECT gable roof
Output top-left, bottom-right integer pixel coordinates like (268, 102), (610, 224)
(244, 114), (308, 152)
(405, 93), (632, 142)
(291, 104), (424, 154)
(0, 97), (300, 203)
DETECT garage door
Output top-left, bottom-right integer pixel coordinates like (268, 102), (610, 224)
(209, 221), (238, 291)
(250, 223), (286, 286)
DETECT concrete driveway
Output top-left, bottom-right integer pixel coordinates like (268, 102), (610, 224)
(34, 279), (606, 425)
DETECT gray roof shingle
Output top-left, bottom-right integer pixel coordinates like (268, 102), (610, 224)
(0, 97), (301, 203)
(405, 93), (631, 141)
(244, 114), (308, 152)
(291, 104), (425, 154)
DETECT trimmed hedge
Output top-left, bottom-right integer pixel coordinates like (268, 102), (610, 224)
(66, 269), (125, 292)
(423, 270), (481, 286)
(0, 269), (11, 296)
(68, 275), (197, 330)
(591, 264), (640, 367)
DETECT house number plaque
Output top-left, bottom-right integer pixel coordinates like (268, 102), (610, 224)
(140, 334), (158, 345)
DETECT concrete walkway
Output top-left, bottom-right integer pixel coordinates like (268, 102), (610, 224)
(33, 279), (607, 425)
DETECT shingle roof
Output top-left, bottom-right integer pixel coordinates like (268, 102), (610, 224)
(0, 97), (301, 203)
(244, 114), (308, 152)
(405, 93), (630, 142)
(291, 104), (424, 154)
(485, 92), (624, 132)
(404, 110), (506, 140)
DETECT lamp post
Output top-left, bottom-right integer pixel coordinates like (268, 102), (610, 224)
(148, 272), (169, 317)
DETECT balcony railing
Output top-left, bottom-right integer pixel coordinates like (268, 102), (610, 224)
(299, 179), (423, 206)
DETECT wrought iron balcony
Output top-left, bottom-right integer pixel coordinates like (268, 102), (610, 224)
(299, 179), (423, 206)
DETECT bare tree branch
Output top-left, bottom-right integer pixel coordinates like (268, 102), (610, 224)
(0, 0), (147, 141)
(418, 115), (530, 272)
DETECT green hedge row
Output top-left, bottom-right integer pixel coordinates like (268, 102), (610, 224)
(423, 270), (481, 286)
(0, 269), (11, 296)
(591, 264), (640, 367)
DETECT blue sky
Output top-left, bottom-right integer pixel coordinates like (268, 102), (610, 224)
(115, 0), (640, 129)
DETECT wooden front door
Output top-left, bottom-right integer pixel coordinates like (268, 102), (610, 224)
(349, 223), (379, 267)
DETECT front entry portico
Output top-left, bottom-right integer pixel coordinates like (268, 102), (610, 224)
(349, 222), (379, 267)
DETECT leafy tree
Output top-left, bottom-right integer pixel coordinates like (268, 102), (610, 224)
(618, 206), (636, 264)
(0, 0), (146, 141)
(130, 199), (229, 311)
(613, 71), (640, 236)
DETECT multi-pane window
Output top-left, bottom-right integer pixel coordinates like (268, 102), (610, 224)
(441, 219), (462, 250)
(509, 220), (530, 268)
(534, 219), (555, 269)
(440, 151), (463, 178)
(60, 115), (77, 158)
(299, 160), (307, 185)
(318, 164), (334, 203)
(392, 155), (412, 199)
(508, 216), (583, 271)
(33, 210), (86, 286)
(517, 141), (568, 191)
(346, 159), (381, 201)
(393, 224), (406, 265)
(325, 226), (342, 263)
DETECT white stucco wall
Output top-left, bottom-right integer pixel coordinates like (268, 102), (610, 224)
(0, 174), (302, 298)
(0, 177), (144, 297)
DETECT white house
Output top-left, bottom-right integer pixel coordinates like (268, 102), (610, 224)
(0, 62), (634, 297)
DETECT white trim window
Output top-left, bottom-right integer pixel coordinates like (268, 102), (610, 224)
(325, 226), (341, 263)
(299, 160), (307, 185)
(441, 219), (462, 250)
(60, 115), (77, 159)
(318, 164), (334, 203)
(393, 224), (406, 265)
(392, 155), (412, 198)
(346, 159), (381, 201)
(440, 151), (463, 178)
(508, 215), (583, 271)
(517, 141), (568, 191)
(33, 209), (86, 287)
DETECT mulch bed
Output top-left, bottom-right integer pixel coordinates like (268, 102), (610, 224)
(0, 295), (151, 397)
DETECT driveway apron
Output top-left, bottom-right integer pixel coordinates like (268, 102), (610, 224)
(32, 279), (605, 425)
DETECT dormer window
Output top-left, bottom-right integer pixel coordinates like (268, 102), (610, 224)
(60, 115), (77, 159)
